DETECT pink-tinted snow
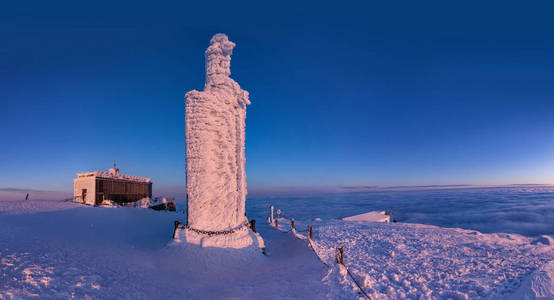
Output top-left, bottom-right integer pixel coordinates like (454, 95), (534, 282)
(0, 200), (327, 299)
(1, 199), (552, 299)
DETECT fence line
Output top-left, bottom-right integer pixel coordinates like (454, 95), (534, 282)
(307, 236), (330, 267)
(268, 209), (372, 300)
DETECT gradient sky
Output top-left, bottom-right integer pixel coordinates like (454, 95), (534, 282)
(1, 1), (554, 199)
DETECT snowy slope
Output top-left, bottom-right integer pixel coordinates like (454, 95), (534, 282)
(1, 199), (552, 299)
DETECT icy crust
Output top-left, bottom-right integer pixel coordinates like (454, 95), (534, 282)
(172, 226), (265, 251)
(185, 33), (250, 231)
(311, 220), (554, 300)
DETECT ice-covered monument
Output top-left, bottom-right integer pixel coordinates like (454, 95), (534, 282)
(175, 33), (264, 251)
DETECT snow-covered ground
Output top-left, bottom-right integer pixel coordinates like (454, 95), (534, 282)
(0, 199), (328, 299)
(1, 195), (552, 299)
(307, 220), (553, 299)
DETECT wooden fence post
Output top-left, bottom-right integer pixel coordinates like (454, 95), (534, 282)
(291, 219), (295, 231)
(173, 220), (180, 239)
(250, 219), (256, 233)
(308, 226), (312, 240)
(337, 247), (344, 265)
(275, 218), (278, 228)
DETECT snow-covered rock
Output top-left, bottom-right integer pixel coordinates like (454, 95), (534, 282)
(343, 211), (390, 223)
(131, 197), (176, 211)
(133, 197), (152, 208)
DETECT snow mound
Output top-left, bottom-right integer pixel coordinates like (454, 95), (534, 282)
(322, 264), (363, 299)
(343, 211), (390, 223)
(133, 197), (152, 208)
(532, 235), (554, 246)
(132, 197), (172, 208)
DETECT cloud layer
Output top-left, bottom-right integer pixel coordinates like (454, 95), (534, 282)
(246, 185), (554, 237)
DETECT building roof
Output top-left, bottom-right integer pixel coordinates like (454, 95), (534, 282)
(76, 170), (151, 183)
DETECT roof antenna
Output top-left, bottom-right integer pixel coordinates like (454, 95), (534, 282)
(114, 159), (116, 169)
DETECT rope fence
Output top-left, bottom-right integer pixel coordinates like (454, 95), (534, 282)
(268, 206), (372, 300)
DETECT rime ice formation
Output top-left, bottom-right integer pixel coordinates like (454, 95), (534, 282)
(183, 34), (262, 249)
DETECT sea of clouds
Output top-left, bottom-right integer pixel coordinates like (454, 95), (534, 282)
(245, 185), (554, 237)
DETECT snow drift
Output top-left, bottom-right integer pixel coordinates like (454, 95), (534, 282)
(342, 210), (390, 223)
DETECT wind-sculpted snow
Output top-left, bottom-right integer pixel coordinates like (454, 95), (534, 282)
(510, 260), (554, 299)
(185, 33), (250, 231)
(289, 219), (553, 299)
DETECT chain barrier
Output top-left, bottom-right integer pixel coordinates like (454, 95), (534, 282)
(269, 208), (372, 300)
(307, 236), (330, 267)
(174, 220), (250, 237)
(344, 262), (372, 300)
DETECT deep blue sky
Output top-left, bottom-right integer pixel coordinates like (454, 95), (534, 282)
(1, 1), (553, 199)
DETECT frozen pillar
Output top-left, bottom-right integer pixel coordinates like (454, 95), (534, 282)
(185, 34), (251, 234)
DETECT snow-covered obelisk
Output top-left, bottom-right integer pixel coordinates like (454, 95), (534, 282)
(180, 34), (264, 250)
